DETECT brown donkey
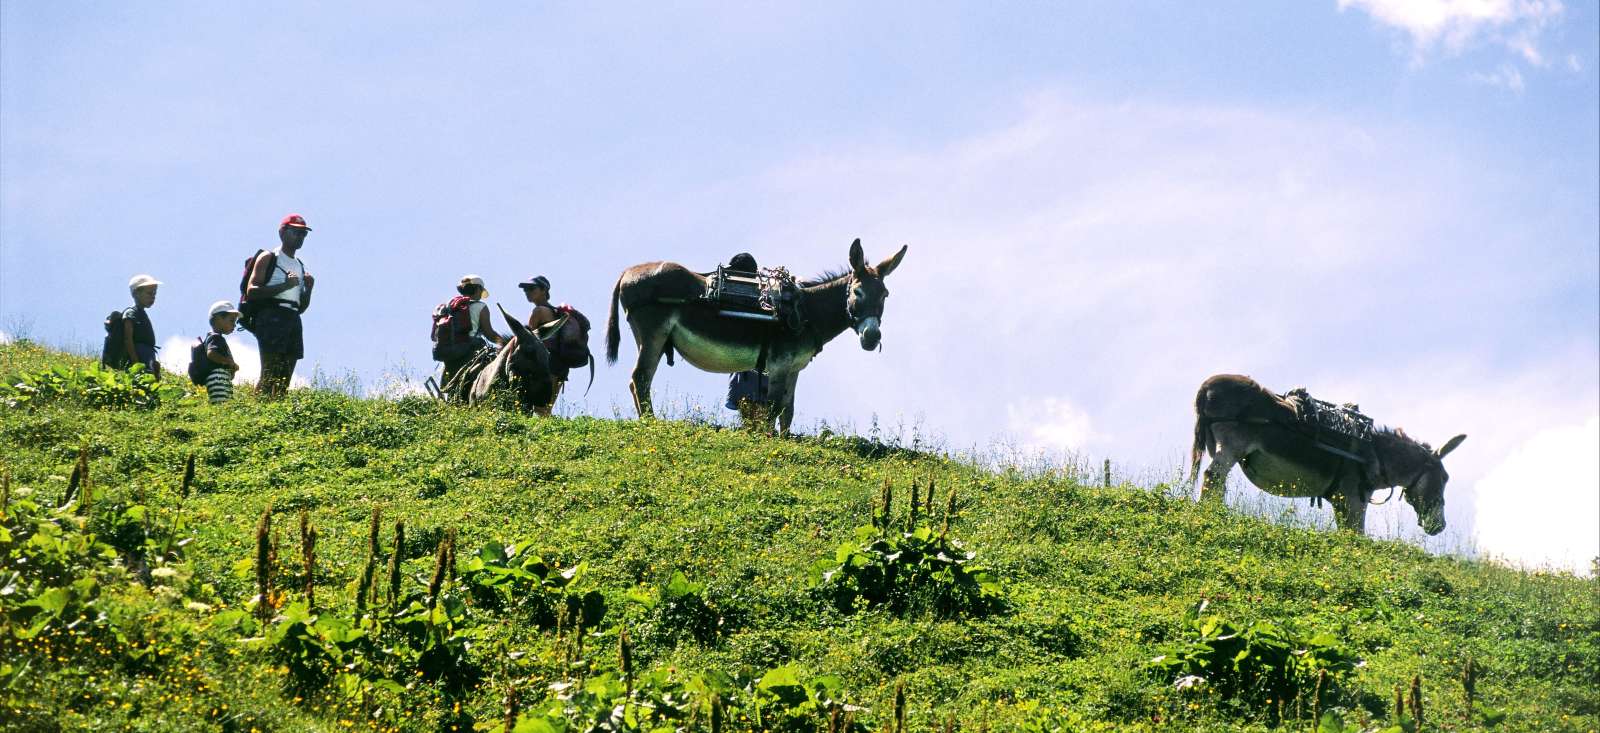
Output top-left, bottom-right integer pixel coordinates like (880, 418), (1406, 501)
(1185, 374), (1466, 535)
(605, 238), (907, 434)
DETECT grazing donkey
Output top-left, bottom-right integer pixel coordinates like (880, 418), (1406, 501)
(1185, 374), (1466, 535)
(464, 305), (566, 415)
(605, 238), (907, 434)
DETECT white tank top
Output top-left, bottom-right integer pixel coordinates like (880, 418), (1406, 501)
(265, 248), (306, 304)
(467, 300), (487, 338)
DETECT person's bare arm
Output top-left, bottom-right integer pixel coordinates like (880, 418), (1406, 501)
(298, 272), (314, 313)
(122, 318), (138, 364)
(526, 305), (558, 330)
(244, 252), (296, 301)
(477, 307), (504, 345)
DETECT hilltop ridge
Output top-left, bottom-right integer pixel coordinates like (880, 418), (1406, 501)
(1, 342), (1595, 732)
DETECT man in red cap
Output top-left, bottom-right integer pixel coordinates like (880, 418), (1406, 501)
(245, 213), (316, 398)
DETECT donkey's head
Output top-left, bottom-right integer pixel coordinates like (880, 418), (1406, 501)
(497, 304), (558, 411)
(844, 238), (908, 351)
(1381, 431), (1467, 535)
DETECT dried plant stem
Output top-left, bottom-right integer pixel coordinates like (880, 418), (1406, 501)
(1462, 657), (1476, 708)
(254, 506), (273, 624)
(1412, 675), (1426, 722)
(878, 478), (893, 530)
(2, 467), (11, 517)
(502, 682), (520, 733)
(1313, 669), (1327, 722)
(893, 679), (906, 733)
(180, 453), (195, 501)
(387, 520), (405, 608)
(299, 510), (317, 609)
(356, 508), (381, 616)
(907, 479), (920, 531)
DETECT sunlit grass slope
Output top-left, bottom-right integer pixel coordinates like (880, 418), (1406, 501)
(1, 342), (1595, 732)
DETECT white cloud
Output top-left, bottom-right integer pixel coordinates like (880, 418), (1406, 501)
(1471, 63), (1526, 91)
(1474, 415), (1599, 576)
(158, 334), (309, 389)
(1338, 0), (1565, 61)
(1006, 397), (1097, 452)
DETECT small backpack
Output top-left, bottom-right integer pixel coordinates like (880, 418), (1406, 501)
(236, 249), (276, 331)
(548, 304), (592, 369)
(430, 296), (479, 363)
(187, 337), (211, 385)
(100, 309), (129, 368)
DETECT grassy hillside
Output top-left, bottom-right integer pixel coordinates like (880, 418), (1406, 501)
(1, 341), (1595, 732)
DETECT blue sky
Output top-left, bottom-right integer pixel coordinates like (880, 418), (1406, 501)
(3, 1), (1596, 572)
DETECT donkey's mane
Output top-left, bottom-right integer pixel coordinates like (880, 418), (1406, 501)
(800, 268), (851, 288)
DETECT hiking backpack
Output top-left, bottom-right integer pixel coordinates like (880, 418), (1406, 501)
(187, 338), (210, 385)
(100, 309), (129, 368)
(430, 296), (479, 362)
(548, 304), (592, 369)
(236, 249), (279, 331)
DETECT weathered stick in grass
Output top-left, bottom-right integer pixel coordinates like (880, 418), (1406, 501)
(1412, 674), (1426, 724)
(255, 505), (273, 624)
(892, 679), (906, 733)
(387, 520), (405, 608)
(356, 508), (381, 616)
(299, 510), (318, 609)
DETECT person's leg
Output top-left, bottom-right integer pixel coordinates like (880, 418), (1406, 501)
(206, 369), (234, 404)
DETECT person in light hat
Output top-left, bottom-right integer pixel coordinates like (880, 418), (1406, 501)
(199, 301), (243, 404)
(245, 213), (316, 398)
(108, 274), (163, 375)
(432, 274), (505, 390)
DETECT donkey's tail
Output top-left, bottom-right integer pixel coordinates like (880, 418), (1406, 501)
(1185, 388), (1212, 491)
(605, 276), (623, 365)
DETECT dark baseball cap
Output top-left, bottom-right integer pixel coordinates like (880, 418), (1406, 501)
(518, 275), (550, 290)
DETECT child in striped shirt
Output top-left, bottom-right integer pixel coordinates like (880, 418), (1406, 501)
(202, 301), (242, 404)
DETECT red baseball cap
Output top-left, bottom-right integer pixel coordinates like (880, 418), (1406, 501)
(280, 213), (312, 231)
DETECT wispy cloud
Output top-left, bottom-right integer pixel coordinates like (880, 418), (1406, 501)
(1006, 397), (1097, 452)
(1338, 0), (1566, 62)
(1471, 63), (1527, 91)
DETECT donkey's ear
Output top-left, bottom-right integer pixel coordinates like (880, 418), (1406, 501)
(876, 245), (908, 278)
(1435, 434), (1467, 459)
(499, 303), (533, 342)
(848, 238), (866, 275)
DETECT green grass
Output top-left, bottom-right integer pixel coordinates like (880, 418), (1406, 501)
(1, 341), (1596, 732)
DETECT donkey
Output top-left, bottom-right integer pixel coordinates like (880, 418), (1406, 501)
(1185, 374), (1466, 535)
(605, 238), (907, 433)
(464, 305), (566, 415)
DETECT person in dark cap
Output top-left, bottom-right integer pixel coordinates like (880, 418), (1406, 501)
(246, 213), (315, 398)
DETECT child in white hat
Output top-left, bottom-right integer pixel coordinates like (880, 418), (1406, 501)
(103, 274), (162, 374)
(200, 301), (242, 403)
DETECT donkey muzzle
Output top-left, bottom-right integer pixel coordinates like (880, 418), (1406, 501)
(855, 316), (881, 350)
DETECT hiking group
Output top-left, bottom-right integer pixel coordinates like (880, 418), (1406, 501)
(101, 213), (314, 404)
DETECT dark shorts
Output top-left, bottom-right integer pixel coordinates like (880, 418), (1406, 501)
(254, 306), (304, 360)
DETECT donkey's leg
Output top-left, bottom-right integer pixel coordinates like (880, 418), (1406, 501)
(774, 372), (800, 436)
(1200, 424), (1246, 503)
(1335, 485), (1369, 535)
(628, 315), (672, 418)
